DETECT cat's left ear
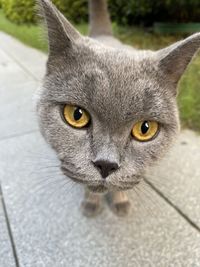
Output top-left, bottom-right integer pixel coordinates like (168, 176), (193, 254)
(156, 33), (200, 86)
(37, 0), (82, 57)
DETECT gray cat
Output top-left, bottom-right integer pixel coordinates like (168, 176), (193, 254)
(37, 0), (200, 217)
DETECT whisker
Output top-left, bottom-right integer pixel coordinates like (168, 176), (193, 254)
(47, 180), (73, 203)
(30, 177), (68, 195)
(131, 187), (147, 215)
(29, 169), (62, 177)
(143, 176), (179, 210)
(133, 186), (155, 218)
(62, 180), (78, 197)
(142, 182), (165, 215)
(135, 182), (163, 217)
(48, 180), (81, 210)
(144, 174), (175, 199)
(36, 165), (60, 170)
(145, 173), (172, 190)
(24, 156), (58, 164)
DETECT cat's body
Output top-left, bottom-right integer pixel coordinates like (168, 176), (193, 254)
(37, 0), (200, 217)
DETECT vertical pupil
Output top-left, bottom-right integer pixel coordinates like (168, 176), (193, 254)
(74, 108), (83, 121)
(141, 121), (149, 134)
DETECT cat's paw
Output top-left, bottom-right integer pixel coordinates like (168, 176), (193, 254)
(110, 201), (131, 217)
(81, 201), (103, 217)
(106, 191), (131, 217)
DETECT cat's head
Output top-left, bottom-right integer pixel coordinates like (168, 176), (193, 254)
(37, 0), (200, 193)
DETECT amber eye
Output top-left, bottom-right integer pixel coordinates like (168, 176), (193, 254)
(63, 105), (90, 128)
(131, 121), (159, 141)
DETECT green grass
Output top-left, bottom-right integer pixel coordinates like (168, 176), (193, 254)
(178, 56), (200, 131)
(0, 10), (89, 52)
(0, 10), (47, 51)
(0, 10), (199, 132)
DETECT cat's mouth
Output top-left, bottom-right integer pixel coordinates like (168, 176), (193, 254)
(61, 166), (141, 192)
(61, 166), (108, 191)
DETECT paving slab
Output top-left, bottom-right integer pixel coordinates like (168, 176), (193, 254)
(0, 191), (16, 267)
(0, 79), (36, 105)
(0, 132), (200, 267)
(0, 79), (38, 140)
(0, 46), (39, 139)
(147, 130), (200, 229)
(0, 32), (46, 81)
(0, 49), (33, 87)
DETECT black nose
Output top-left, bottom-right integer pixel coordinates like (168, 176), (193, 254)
(93, 160), (119, 179)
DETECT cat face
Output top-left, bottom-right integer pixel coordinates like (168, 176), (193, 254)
(37, 45), (179, 192)
(37, 0), (200, 192)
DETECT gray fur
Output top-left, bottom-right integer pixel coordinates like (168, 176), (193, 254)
(36, 0), (200, 194)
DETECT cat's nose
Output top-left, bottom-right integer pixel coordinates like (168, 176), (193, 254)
(93, 160), (119, 179)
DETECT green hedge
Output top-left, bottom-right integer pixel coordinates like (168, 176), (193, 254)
(160, 0), (200, 23)
(1, 0), (200, 25)
(109, 0), (159, 26)
(1, 0), (87, 24)
(52, 0), (88, 23)
(1, 0), (36, 23)
(109, 0), (200, 26)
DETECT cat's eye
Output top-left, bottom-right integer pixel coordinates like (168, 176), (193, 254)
(63, 105), (90, 128)
(131, 121), (159, 141)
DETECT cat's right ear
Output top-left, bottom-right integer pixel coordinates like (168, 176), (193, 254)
(37, 0), (82, 56)
(156, 33), (200, 87)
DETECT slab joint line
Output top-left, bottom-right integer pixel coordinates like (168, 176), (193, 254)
(0, 183), (20, 267)
(144, 177), (200, 233)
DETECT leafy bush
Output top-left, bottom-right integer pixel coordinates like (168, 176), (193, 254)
(160, 0), (200, 22)
(109, 0), (200, 25)
(1, 0), (200, 25)
(1, 0), (36, 23)
(108, 0), (160, 26)
(1, 0), (88, 24)
(52, 0), (88, 23)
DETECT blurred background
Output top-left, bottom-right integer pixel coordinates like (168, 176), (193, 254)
(0, 0), (199, 133)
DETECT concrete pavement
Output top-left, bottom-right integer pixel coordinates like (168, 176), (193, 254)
(0, 31), (200, 267)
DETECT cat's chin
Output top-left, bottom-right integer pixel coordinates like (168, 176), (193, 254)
(88, 185), (108, 193)
(87, 182), (138, 193)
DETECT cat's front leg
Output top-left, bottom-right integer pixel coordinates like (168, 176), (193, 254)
(81, 187), (103, 217)
(107, 191), (130, 217)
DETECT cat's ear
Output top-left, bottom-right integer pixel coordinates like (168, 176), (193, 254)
(156, 33), (200, 86)
(37, 0), (82, 56)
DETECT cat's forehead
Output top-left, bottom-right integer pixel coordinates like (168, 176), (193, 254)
(44, 48), (173, 125)
(86, 66), (168, 123)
